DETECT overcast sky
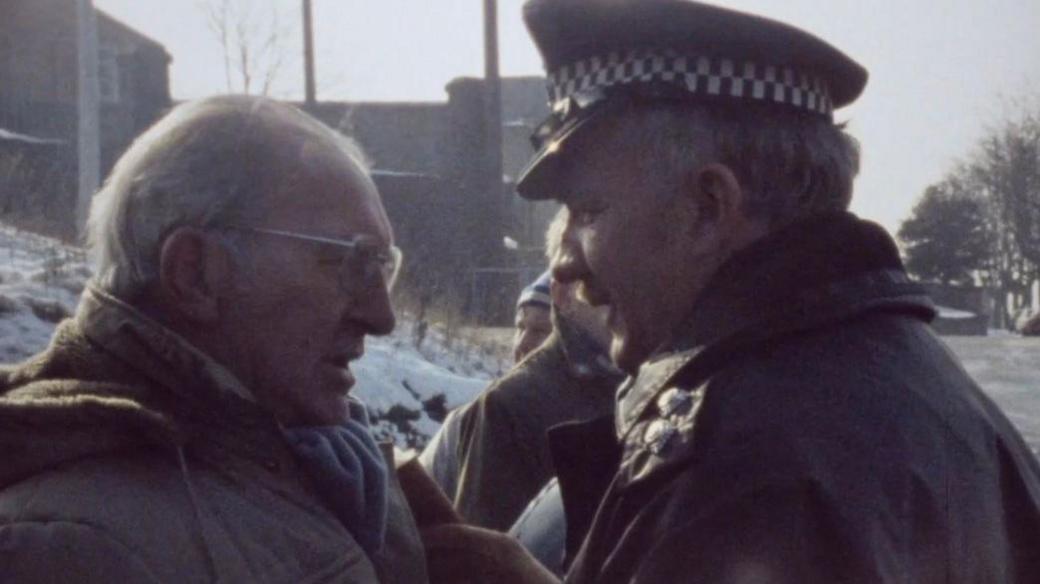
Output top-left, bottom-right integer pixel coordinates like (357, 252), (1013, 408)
(92, 0), (1040, 234)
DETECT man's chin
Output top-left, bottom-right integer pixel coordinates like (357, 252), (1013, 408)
(610, 339), (639, 375)
(611, 331), (664, 375)
(280, 370), (355, 427)
(320, 360), (357, 389)
(291, 397), (351, 427)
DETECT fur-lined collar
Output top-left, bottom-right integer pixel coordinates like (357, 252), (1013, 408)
(0, 288), (283, 489)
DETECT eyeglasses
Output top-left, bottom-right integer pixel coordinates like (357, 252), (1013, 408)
(230, 226), (402, 292)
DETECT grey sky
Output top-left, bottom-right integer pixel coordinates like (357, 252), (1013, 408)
(93, 0), (1040, 234)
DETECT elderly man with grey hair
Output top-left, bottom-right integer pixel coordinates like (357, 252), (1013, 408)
(0, 96), (427, 583)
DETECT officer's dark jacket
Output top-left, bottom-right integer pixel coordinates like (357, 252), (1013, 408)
(556, 212), (1040, 583)
(454, 313), (621, 531)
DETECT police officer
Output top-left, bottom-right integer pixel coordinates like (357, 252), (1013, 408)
(421, 1), (1040, 582)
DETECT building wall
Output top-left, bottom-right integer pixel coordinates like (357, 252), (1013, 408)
(499, 78), (557, 253)
(96, 11), (173, 174)
(0, 1), (171, 237)
(920, 282), (989, 336)
(0, 0), (79, 139)
(308, 102), (449, 176)
(306, 76), (552, 323)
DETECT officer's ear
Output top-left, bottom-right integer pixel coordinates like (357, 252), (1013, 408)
(157, 226), (231, 324)
(687, 163), (769, 251)
(692, 163), (744, 227)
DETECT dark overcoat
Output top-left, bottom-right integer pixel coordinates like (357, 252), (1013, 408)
(557, 213), (1040, 583)
(453, 314), (621, 531)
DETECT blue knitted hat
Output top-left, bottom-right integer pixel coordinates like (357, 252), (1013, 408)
(518, 270), (553, 310)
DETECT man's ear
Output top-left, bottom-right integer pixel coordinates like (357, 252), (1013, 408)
(157, 227), (228, 323)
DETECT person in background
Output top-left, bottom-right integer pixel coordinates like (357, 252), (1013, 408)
(449, 208), (621, 531)
(419, 269), (554, 501)
(451, 272), (620, 532)
(513, 271), (554, 363)
(0, 96), (427, 583)
(420, 209), (622, 532)
(421, 1), (1040, 582)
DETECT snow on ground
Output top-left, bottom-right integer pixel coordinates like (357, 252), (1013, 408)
(2, 223), (1039, 455)
(945, 336), (1040, 456)
(354, 322), (502, 448)
(0, 226), (89, 362)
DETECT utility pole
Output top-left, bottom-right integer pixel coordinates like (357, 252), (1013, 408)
(302, 0), (316, 107)
(483, 0), (503, 198)
(75, 0), (100, 239)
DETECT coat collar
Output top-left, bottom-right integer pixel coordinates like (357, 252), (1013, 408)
(0, 287), (302, 484)
(77, 286), (256, 406)
(616, 212), (936, 441)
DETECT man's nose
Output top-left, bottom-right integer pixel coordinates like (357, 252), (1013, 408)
(351, 285), (396, 336)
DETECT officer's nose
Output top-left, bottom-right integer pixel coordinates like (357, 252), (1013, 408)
(550, 219), (585, 285)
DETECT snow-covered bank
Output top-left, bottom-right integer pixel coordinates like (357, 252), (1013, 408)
(0, 226), (89, 362)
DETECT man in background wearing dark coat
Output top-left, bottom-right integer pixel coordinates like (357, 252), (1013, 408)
(421, 1), (1040, 582)
(451, 274), (620, 531)
(419, 270), (555, 502)
(420, 209), (622, 532)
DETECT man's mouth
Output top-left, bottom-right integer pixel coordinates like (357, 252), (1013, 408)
(322, 350), (360, 395)
(324, 344), (364, 369)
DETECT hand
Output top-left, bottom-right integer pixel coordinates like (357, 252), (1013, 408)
(421, 524), (562, 584)
(396, 457), (464, 528)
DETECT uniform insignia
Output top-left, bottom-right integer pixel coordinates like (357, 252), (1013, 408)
(639, 386), (706, 457)
(643, 418), (678, 455)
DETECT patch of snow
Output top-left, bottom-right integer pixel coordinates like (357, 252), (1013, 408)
(371, 169), (439, 179)
(0, 127), (64, 145)
(0, 225), (88, 360)
(946, 336), (1040, 457)
(936, 305), (976, 319)
(353, 324), (493, 448)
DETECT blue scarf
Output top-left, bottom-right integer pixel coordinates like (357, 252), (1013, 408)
(283, 404), (389, 557)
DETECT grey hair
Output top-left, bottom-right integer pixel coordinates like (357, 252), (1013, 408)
(544, 205), (568, 262)
(87, 95), (371, 300)
(613, 102), (860, 225)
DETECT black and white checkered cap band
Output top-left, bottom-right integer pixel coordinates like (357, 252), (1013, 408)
(548, 49), (833, 117)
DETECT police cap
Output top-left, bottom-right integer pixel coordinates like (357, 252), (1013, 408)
(516, 0), (868, 200)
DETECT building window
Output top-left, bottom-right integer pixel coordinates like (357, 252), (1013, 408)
(98, 44), (120, 103)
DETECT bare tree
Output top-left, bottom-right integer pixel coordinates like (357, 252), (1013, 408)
(200, 0), (296, 96)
